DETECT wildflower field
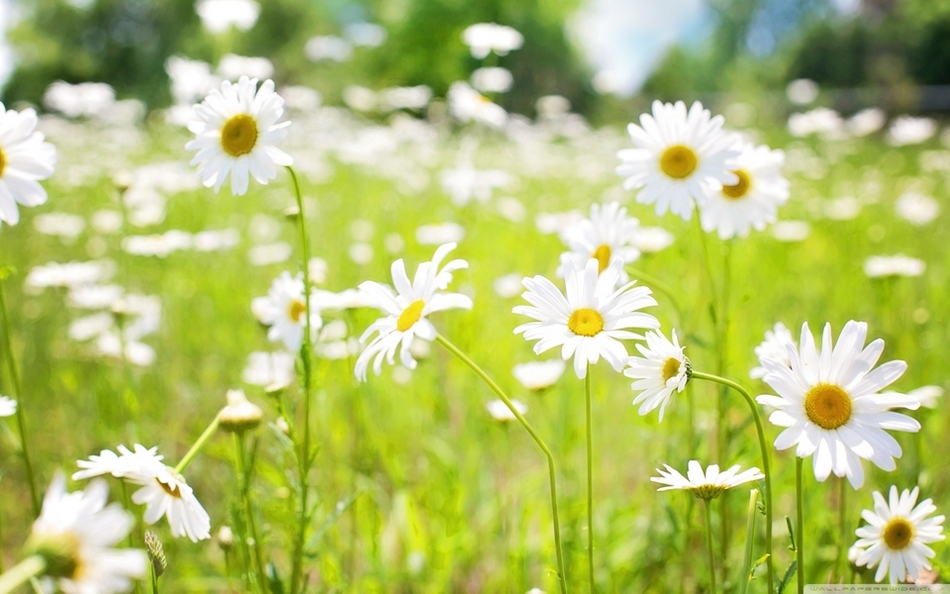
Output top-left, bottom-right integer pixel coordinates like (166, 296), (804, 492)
(1, 18), (950, 594)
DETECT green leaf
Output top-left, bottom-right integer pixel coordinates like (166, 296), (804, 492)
(266, 562), (285, 594)
(777, 560), (797, 594)
(750, 553), (770, 579)
(304, 489), (364, 557)
(786, 516), (797, 551)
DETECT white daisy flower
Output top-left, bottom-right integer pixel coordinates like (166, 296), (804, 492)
(512, 359), (566, 391)
(907, 385), (943, 409)
(513, 255), (659, 379)
(242, 350), (295, 391)
(186, 76), (292, 196)
(863, 255), (926, 279)
(699, 141), (790, 239)
(651, 460), (764, 501)
(616, 100), (739, 220)
(461, 23), (524, 59)
(29, 474), (146, 594)
(73, 444), (212, 542)
(0, 394), (15, 417)
(750, 322), (795, 380)
(355, 242), (472, 381)
(756, 320), (922, 489)
(0, 104), (57, 226)
(447, 82), (508, 129)
(558, 201), (641, 285)
(624, 329), (689, 421)
(486, 398), (528, 422)
(854, 486), (945, 584)
(251, 271), (322, 352)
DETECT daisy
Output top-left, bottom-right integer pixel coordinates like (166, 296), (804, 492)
(486, 398), (528, 422)
(558, 201), (641, 285)
(624, 329), (689, 421)
(0, 104), (57, 226)
(186, 76), (292, 196)
(616, 100), (739, 221)
(355, 242), (472, 381)
(863, 255), (926, 279)
(699, 141), (790, 239)
(749, 322), (795, 380)
(73, 444), (212, 542)
(0, 395), (15, 417)
(461, 23), (524, 59)
(28, 474), (146, 593)
(652, 460), (764, 501)
(756, 320), (922, 489)
(512, 359), (566, 391)
(251, 271), (322, 352)
(854, 486), (945, 584)
(447, 82), (508, 129)
(242, 350), (295, 391)
(513, 255), (659, 379)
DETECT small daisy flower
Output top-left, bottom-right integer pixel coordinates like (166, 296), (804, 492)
(251, 271), (322, 352)
(558, 201), (641, 285)
(863, 255), (926, 279)
(699, 141), (790, 239)
(486, 398), (528, 422)
(462, 23), (524, 59)
(756, 320), (922, 489)
(652, 460), (764, 501)
(513, 255), (659, 379)
(512, 359), (566, 391)
(28, 474), (147, 594)
(616, 100), (739, 221)
(854, 486), (945, 584)
(355, 242), (472, 381)
(0, 394), (15, 417)
(73, 444), (212, 542)
(242, 350), (295, 391)
(624, 329), (689, 421)
(447, 81), (508, 129)
(0, 103), (57, 226)
(186, 76), (292, 196)
(750, 322), (795, 380)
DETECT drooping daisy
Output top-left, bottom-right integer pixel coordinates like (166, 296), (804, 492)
(749, 322), (795, 380)
(242, 350), (295, 391)
(0, 395), (15, 417)
(854, 486), (945, 584)
(558, 201), (641, 285)
(251, 271), (322, 352)
(355, 242), (472, 381)
(756, 320), (922, 488)
(73, 444), (212, 542)
(624, 329), (689, 421)
(186, 76), (292, 196)
(699, 141), (790, 239)
(28, 474), (146, 594)
(616, 100), (739, 221)
(652, 460), (764, 501)
(0, 104), (57, 226)
(513, 255), (659, 379)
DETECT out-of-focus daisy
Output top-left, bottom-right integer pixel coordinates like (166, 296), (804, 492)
(558, 201), (640, 284)
(471, 67), (514, 94)
(770, 220), (810, 242)
(630, 226), (674, 254)
(787, 108), (844, 139)
(756, 320), (922, 488)
(42, 81), (116, 119)
(513, 256), (659, 379)
(248, 241), (293, 266)
(195, 0), (260, 33)
(906, 385), (943, 409)
(846, 108), (886, 137)
(186, 76), (292, 196)
(512, 360), (566, 391)
(786, 78), (818, 105)
(217, 54), (273, 81)
(462, 23), (524, 59)
(0, 395), (16, 417)
(825, 196), (862, 221)
(895, 192), (939, 226)
(863, 255), (926, 279)
(493, 273), (524, 299)
(0, 103), (57, 226)
(218, 388), (264, 432)
(448, 82), (508, 129)
(617, 100), (739, 220)
(251, 271), (322, 352)
(535, 210), (583, 235)
(25, 260), (115, 291)
(854, 486), (945, 584)
(33, 212), (85, 239)
(355, 243), (472, 381)
(624, 329), (689, 421)
(73, 444), (212, 542)
(486, 398), (528, 422)
(886, 116), (936, 147)
(440, 163), (511, 206)
(415, 222), (466, 245)
(750, 322), (795, 379)
(651, 460), (764, 501)
(28, 474), (146, 594)
(699, 141), (790, 239)
(242, 351), (295, 391)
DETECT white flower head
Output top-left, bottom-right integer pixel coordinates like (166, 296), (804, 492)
(854, 486), (945, 584)
(616, 100), (740, 221)
(0, 104), (57, 227)
(73, 444), (212, 542)
(195, 0), (261, 33)
(756, 321), (922, 489)
(558, 201), (640, 286)
(486, 398), (528, 422)
(513, 255), (659, 379)
(448, 82), (508, 129)
(699, 141), (790, 239)
(651, 460), (764, 501)
(355, 243), (472, 381)
(251, 271), (322, 352)
(863, 255), (926, 279)
(186, 76), (292, 196)
(907, 385), (943, 409)
(0, 395), (15, 417)
(242, 351), (296, 391)
(512, 359), (566, 391)
(750, 322), (795, 380)
(624, 329), (689, 421)
(462, 23), (524, 59)
(895, 192), (939, 226)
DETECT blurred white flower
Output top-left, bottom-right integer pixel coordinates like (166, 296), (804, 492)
(193, 229), (240, 252)
(750, 322), (795, 380)
(217, 54), (274, 81)
(0, 104), (57, 226)
(907, 385), (943, 409)
(786, 79), (819, 105)
(846, 108), (886, 137)
(242, 351), (295, 391)
(558, 201), (640, 285)
(864, 255), (926, 278)
(304, 36), (352, 62)
(536, 95), (570, 119)
(825, 196), (862, 221)
(440, 163), (511, 206)
(493, 273), (524, 299)
(486, 398), (528, 422)
(308, 257), (328, 284)
(630, 226), (674, 254)
(280, 86), (322, 112)
(248, 241), (293, 266)
(448, 82), (508, 129)
(43, 81), (116, 118)
(496, 196), (526, 222)
(251, 271), (321, 352)
(33, 212), (85, 239)
(311, 287), (378, 310)
(770, 220), (810, 242)
(165, 56), (219, 105)
(471, 67), (514, 94)
(91, 210), (124, 234)
(195, 0), (260, 33)
(512, 359), (566, 391)
(67, 284), (124, 310)
(462, 23), (524, 59)
(26, 260), (115, 290)
(349, 242), (374, 265)
(415, 222), (465, 245)
(886, 116), (936, 147)
(344, 22), (387, 47)
(895, 192), (939, 226)
(95, 334), (157, 367)
(122, 231), (193, 257)
(342, 86), (377, 112)
(0, 395), (15, 417)
(787, 108), (844, 139)
(535, 210), (583, 235)
(378, 86), (432, 112)
(68, 313), (115, 341)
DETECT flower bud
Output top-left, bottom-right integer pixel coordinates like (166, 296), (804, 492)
(144, 530), (167, 577)
(219, 389), (264, 433)
(217, 526), (234, 550)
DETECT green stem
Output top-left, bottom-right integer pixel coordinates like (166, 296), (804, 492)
(585, 365), (595, 594)
(691, 371), (774, 594)
(837, 477), (846, 582)
(235, 433), (267, 594)
(796, 457), (805, 594)
(703, 499), (718, 594)
(435, 334), (568, 594)
(0, 556), (45, 594)
(173, 414), (220, 474)
(740, 489), (758, 594)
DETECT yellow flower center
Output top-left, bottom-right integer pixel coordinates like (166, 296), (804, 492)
(660, 144), (698, 180)
(722, 169), (752, 200)
(690, 484), (727, 501)
(804, 384), (852, 430)
(661, 357), (681, 382)
(156, 478), (183, 499)
(883, 517), (914, 550)
(220, 114), (259, 157)
(592, 244), (611, 273)
(568, 308), (604, 337)
(287, 300), (306, 323)
(0, 148), (6, 177)
(397, 299), (425, 332)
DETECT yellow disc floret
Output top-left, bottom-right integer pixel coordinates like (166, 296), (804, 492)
(287, 300), (306, 323)
(804, 383), (852, 430)
(883, 517), (914, 550)
(397, 299), (426, 332)
(0, 148), (6, 177)
(220, 114), (259, 157)
(156, 477), (183, 499)
(661, 357), (681, 382)
(660, 144), (699, 179)
(568, 308), (604, 337)
(593, 244), (611, 273)
(722, 169), (751, 199)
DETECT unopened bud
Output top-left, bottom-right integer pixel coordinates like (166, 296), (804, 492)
(283, 205), (300, 220)
(218, 389), (264, 433)
(112, 171), (133, 192)
(144, 530), (167, 577)
(275, 416), (290, 435)
(217, 526), (234, 550)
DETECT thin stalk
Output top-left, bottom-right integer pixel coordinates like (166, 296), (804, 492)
(740, 489), (758, 594)
(0, 280), (39, 516)
(837, 477), (846, 582)
(435, 334), (568, 594)
(796, 458), (805, 594)
(150, 563), (159, 594)
(585, 365), (595, 594)
(173, 414), (220, 474)
(690, 371), (774, 594)
(703, 499), (718, 594)
(235, 433), (267, 593)
(0, 556), (45, 594)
